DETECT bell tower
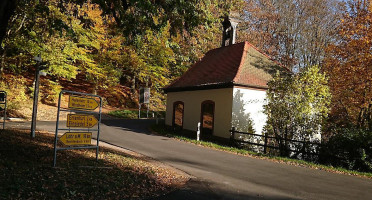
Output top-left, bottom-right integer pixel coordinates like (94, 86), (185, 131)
(221, 13), (241, 47)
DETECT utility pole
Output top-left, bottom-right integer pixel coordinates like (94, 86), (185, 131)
(30, 55), (47, 138)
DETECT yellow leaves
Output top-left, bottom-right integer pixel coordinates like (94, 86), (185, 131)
(324, 4), (372, 124)
(265, 65), (331, 139)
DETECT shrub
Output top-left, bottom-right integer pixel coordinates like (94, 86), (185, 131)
(40, 80), (62, 105)
(0, 75), (29, 110)
(109, 109), (165, 119)
(109, 110), (138, 119)
(264, 65), (330, 157)
(320, 127), (372, 172)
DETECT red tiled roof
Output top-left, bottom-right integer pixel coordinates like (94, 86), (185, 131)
(165, 41), (287, 92)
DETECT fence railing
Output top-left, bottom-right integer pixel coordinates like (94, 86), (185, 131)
(229, 127), (321, 158)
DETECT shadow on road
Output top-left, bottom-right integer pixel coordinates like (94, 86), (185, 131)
(101, 118), (157, 135)
(151, 178), (298, 200)
(6, 118), (158, 136)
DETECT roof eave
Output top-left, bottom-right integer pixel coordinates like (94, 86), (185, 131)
(163, 82), (268, 93)
(232, 83), (269, 90)
(163, 82), (234, 93)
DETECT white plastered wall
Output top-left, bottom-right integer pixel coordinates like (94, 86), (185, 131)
(232, 87), (267, 134)
(165, 88), (233, 138)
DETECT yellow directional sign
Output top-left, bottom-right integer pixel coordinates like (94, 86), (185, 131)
(67, 114), (98, 128)
(59, 132), (92, 146)
(68, 96), (99, 110)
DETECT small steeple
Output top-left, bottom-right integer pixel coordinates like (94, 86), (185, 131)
(221, 13), (241, 47)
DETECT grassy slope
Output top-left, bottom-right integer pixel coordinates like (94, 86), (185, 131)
(0, 129), (187, 199)
(150, 124), (372, 179)
(108, 109), (166, 119)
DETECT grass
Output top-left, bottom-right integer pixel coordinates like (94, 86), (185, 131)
(108, 109), (166, 119)
(0, 129), (187, 199)
(108, 109), (139, 119)
(152, 125), (258, 155)
(150, 124), (372, 179)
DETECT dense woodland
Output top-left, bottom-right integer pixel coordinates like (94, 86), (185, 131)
(0, 1), (371, 171)
(0, 0), (236, 109)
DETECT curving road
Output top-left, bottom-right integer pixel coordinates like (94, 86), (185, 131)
(8, 119), (372, 200)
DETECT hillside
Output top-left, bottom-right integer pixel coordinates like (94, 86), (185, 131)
(0, 71), (142, 121)
(0, 1), (226, 121)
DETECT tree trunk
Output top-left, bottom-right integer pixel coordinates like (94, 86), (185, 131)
(0, 0), (17, 46)
(0, 50), (6, 77)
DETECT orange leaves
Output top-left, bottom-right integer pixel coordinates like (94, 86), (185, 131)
(324, 1), (372, 125)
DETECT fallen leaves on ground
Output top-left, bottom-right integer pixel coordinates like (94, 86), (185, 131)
(0, 129), (188, 199)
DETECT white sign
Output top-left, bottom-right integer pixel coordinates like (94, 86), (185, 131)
(140, 88), (150, 104)
(34, 56), (42, 62)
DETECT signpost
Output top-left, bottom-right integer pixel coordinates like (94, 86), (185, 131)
(67, 114), (98, 128)
(0, 91), (7, 130)
(53, 91), (102, 167)
(139, 88), (150, 104)
(31, 55), (48, 138)
(139, 88), (150, 118)
(68, 96), (99, 110)
(59, 132), (92, 146)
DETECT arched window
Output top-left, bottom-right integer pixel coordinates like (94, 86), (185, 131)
(200, 100), (215, 135)
(172, 101), (184, 129)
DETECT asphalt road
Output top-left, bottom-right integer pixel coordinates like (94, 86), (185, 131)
(7, 119), (372, 200)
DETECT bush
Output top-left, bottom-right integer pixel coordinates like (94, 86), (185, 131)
(109, 110), (138, 119)
(320, 127), (372, 172)
(108, 109), (165, 119)
(0, 75), (29, 110)
(264, 65), (330, 157)
(40, 80), (62, 105)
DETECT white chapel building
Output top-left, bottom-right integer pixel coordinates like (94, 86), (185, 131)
(164, 16), (288, 139)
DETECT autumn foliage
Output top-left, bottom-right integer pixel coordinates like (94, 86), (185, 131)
(324, 1), (372, 128)
(0, 0), (243, 109)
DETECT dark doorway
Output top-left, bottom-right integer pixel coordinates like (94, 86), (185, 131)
(172, 101), (184, 129)
(201, 100), (215, 135)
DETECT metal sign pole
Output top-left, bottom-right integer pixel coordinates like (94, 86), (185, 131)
(0, 91), (6, 130)
(4, 92), (6, 129)
(138, 104), (141, 119)
(146, 104), (149, 118)
(53, 92), (63, 167)
(96, 96), (103, 161)
(30, 62), (40, 138)
(30, 56), (48, 138)
(53, 90), (102, 167)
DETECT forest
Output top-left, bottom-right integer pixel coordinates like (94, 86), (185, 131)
(0, 1), (371, 171)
